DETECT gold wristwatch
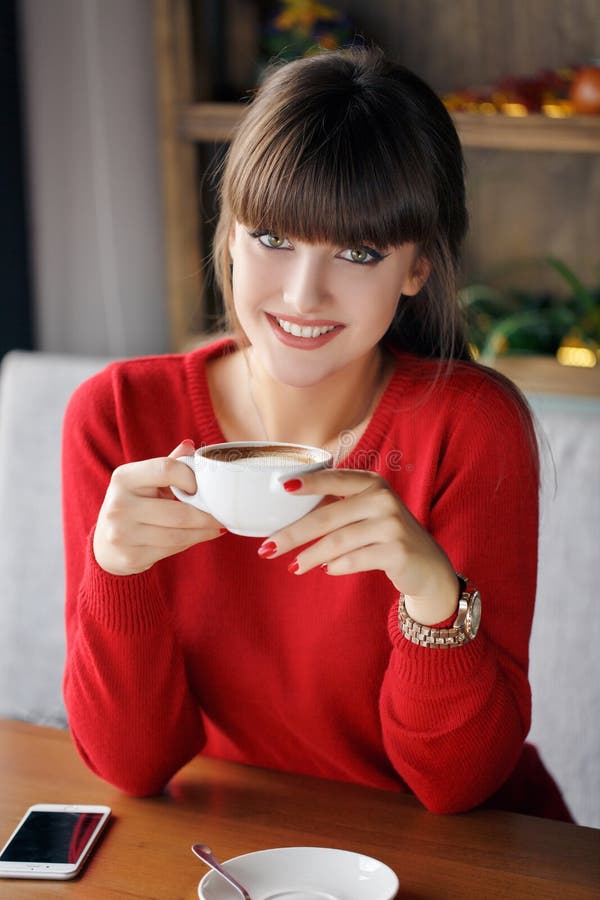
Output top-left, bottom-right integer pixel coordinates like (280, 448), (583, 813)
(399, 575), (481, 648)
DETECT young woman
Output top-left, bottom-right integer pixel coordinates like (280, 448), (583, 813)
(62, 47), (570, 819)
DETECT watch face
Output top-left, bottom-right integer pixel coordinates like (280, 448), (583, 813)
(468, 591), (482, 637)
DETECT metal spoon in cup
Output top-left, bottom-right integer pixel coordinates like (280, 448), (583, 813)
(192, 844), (252, 900)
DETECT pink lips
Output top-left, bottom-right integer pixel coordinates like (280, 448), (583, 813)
(266, 313), (343, 350)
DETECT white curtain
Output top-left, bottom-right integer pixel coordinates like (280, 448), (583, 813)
(19, 0), (168, 357)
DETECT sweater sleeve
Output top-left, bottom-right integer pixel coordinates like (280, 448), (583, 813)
(61, 366), (206, 795)
(379, 374), (538, 814)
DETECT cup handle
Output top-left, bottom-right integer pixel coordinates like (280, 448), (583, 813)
(170, 455), (209, 512)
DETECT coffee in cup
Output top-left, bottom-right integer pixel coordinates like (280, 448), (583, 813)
(171, 441), (332, 537)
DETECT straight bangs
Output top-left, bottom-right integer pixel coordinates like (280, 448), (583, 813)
(223, 93), (439, 253)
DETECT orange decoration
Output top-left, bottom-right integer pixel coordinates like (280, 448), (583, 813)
(569, 66), (600, 114)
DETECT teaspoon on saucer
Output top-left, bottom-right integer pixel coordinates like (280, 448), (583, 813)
(192, 843), (252, 900)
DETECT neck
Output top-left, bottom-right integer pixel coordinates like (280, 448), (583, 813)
(245, 347), (385, 452)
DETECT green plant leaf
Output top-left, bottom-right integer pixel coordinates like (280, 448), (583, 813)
(480, 308), (574, 357)
(544, 256), (595, 314)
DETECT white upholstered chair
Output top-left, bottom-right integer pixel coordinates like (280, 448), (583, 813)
(0, 351), (110, 725)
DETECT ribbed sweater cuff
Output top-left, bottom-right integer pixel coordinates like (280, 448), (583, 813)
(388, 599), (489, 687)
(78, 534), (168, 634)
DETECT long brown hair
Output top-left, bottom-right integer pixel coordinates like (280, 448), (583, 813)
(213, 46), (470, 360)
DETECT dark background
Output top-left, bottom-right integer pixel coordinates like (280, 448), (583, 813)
(0, 0), (33, 360)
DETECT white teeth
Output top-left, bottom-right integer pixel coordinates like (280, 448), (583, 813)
(276, 317), (336, 338)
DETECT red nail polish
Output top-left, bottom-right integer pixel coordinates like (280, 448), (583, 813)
(288, 560), (300, 574)
(321, 563), (329, 573)
(219, 528), (228, 535)
(283, 478), (303, 492)
(258, 540), (277, 558)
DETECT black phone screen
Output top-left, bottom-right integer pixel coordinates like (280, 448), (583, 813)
(0, 811), (104, 864)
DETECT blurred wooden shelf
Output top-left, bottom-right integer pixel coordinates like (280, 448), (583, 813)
(179, 104), (600, 153)
(453, 112), (600, 153)
(178, 102), (245, 142)
(154, 1), (600, 351)
(488, 355), (600, 396)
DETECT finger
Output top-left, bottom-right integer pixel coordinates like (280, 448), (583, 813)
(112, 455), (198, 495)
(155, 439), (194, 501)
(117, 521), (224, 551)
(279, 467), (383, 498)
(265, 482), (402, 557)
(167, 439), (197, 496)
(289, 515), (403, 574)
(98, 524), (225, 575)
(127, 496), (223, 531)
(168, 438), (195, 458)
(321, 542), (400, 578)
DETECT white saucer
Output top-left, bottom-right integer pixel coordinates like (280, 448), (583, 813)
(197, 846), (399, 900)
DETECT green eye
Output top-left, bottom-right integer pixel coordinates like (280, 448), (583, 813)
(249, 230), (293, 250)
(339, 245), (386, 264)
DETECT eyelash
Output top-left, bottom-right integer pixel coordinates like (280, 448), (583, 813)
(249, 230), (292, 251)
(247, 230), (385, 265)
(339, 247), (385, 265)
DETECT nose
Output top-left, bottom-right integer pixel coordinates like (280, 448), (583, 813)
(282, 251), (331, 314)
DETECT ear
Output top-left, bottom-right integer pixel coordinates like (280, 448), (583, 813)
(401, 254), (431, 297)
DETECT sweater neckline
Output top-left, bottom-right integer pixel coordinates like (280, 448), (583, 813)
(184, 337), (416, 458)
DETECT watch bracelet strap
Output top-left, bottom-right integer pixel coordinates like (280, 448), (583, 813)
(399, 574), (478, 649)
(400, 608), (469, 648)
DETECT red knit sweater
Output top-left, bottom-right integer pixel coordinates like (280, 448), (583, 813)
(61, 339), (571, 818)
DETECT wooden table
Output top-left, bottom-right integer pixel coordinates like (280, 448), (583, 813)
(1, 720), (598, 899)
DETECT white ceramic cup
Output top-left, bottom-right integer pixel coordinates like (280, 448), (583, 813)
(171, 441), (333, 537)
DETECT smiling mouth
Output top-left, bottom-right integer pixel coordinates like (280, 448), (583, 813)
(272, 316), (339, 339)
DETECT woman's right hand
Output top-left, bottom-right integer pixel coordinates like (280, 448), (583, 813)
(93, 440), (225, 575)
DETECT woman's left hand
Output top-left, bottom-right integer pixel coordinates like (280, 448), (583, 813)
(259, 468), (460, 626)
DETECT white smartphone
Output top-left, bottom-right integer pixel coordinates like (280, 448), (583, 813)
(0, 803), (111, 880)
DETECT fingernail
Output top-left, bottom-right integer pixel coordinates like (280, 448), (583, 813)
(321, 563), (328, 573)
(283, 478), (303, 492)
(219, 528), (228, 535)
(288, 559), (300, 574)
(258, 540), (277, 558)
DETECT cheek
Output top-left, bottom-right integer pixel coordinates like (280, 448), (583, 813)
(340, 270), (401, 326)
(231, 258), (259, 313)
(232, 251), (282, 305)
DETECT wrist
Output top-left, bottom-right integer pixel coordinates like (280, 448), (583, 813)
(402, 572), (461, 626)
(399, 574), (482, 648)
